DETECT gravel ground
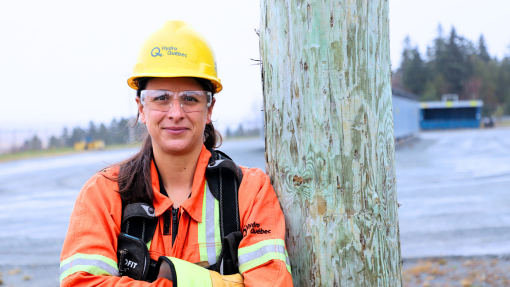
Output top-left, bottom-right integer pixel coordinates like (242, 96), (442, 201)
(1, 255), (509, 287)
(403, 255), (510, 287)
(0, 264), (59, 287)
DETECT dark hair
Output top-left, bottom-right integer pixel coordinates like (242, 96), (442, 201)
(111, 77), (222, 204)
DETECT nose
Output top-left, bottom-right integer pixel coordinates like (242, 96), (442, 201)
(167, 99), (185, 119)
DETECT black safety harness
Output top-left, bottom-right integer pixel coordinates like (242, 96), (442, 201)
(116, 149), (244, 282)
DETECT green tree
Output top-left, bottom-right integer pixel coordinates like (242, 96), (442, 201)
(108, 119), (119, 144)
(397, 25), (509, 116)
(61, 127), (71, 147)
(48, 136), (60, 149)
(442, 27), (473, 96)
(478, 35), (491, 63)
(399, 36), (429, 95)
(234, 124), (244, 137)
(87, 121), (97, 141)
(97, 123), (110, 144)
(23, 135), (43, 151)
(69, 127), (86, 145)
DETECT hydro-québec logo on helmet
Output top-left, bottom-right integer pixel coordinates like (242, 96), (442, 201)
(151, 46), (188, 58)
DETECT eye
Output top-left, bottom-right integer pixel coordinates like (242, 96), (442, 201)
(154, 95), (168, 101)
(183, 95), (199, 103)
(182, 92), (201, 103)
(151, 91), (171, 102)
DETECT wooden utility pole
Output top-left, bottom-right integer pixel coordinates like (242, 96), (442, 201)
(260, 1), (402, 286)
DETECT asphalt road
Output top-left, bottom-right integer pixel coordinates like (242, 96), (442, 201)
(397, 128), (510, 258)
(0, 129), (509, 286)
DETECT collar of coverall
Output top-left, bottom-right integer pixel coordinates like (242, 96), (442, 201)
(150, 144), (211, 223)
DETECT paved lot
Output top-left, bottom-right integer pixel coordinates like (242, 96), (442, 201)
(0, 139), (265, 286)
(396, 128), (510, 259)
(0, 129), (509, 286)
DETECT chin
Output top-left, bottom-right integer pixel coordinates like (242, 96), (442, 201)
(156, 138), (202, 155)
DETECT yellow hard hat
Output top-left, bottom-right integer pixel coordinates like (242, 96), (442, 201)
(127, 20), (222, 93)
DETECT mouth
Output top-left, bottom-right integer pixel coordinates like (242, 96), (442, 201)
(163, 127), (189, 135)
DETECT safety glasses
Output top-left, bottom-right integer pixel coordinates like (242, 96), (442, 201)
(140, 90), (212, 113)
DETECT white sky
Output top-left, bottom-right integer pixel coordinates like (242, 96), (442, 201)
(0, 0), (509, 145)
(390, 0), (510, 69)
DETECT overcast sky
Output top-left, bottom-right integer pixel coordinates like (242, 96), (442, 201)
(1, 0), (508, 145)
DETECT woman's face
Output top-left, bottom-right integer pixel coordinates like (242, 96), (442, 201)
(136, 77), (215, 155)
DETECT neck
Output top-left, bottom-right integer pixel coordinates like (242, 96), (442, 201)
(153, 143), (203, 208)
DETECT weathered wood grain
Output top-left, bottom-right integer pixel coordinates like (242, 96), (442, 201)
(260, 0), (402, 286)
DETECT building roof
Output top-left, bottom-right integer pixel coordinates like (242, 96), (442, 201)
(420, 100), (483, 109)
(392, 87), (420, 101)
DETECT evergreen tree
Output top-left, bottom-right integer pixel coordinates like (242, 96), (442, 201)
(61, 127), (71, 147)
(396, 24), (510, 116)
(443, 27), (471, 95)
(235, 124), (244, 137)
(24, 135), (43, 151)
(109, 119), (119, 144)
(69, 127), (86, 145)
(116, 118), (130, 144)
(98, 123), (110, 144)
(496, 56), (510, 114)
(399, 36), (428, 95)
(87, 121), (97, 141)
(48, 136), (60, 149)
(478, 35), (491, 63)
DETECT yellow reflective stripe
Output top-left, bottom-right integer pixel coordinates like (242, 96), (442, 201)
(198, 182), (221, 266)
(59, 253), (118, 282)
(238, 239), (286, 255)
(198, 184), (208, 262)
(238, 239), (291, 274)
(146, 240), (152, 250)
(239, 252), (291, 274)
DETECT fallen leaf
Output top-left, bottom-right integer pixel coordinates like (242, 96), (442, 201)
(7, 268), (20, 275)
(460, 278), (473, 287)
(22, 274), (32, 281)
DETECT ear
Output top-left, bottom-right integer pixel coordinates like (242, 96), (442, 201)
(206, 97), (216, 124)
(136, 97), (147, 124)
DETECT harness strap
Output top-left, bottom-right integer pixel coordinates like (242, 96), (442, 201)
(205, 149), (243, 275)
(205, 149), (243, 239)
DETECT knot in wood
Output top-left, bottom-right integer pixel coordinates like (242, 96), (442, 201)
(292, 175), (304, 187)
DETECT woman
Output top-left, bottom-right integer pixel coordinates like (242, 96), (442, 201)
(60, 20), (293, 287)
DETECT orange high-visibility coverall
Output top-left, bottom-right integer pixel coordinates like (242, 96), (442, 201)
(60, 145), (293, 287)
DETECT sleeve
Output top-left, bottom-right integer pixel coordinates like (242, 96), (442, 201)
(237, 168), (294, 287)
(59, 172), (173, 287)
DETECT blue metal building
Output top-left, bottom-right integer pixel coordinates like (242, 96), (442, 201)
(392, 88), (420, 140)
(419, 100), (483, 130)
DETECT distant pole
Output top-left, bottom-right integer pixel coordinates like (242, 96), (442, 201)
(12, 130), (16, 152)
(260, 1), (402, 286)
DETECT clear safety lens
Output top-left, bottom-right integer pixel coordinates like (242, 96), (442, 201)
(141, 90), (212, 113)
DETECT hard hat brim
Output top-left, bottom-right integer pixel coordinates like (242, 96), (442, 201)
(128, 68), (222, 94)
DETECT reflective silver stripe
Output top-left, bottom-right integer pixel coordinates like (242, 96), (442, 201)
(238, 244), (289, 266)
(59, 258), (120, 277)
(205, 183), (217, 265)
